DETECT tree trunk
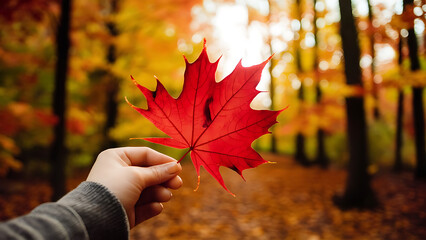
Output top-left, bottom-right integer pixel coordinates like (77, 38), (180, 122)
(267, 0), (277, 153)
(394, 90), (404, 171)
(334, 0), (377, 209)
(295, 77), (308, 165)
(338, 97), (376, 207)
(316, 123), (328, 168)
(367, 0), (380, 119)
(404, 0), (426, 178)
(413, 87), (426, 178)
(394, 37), (404, 172)
(313, 0), (328, 168)
(406, 29), (426, 179)
(102, 0), (120, 150)
(50, 0), (72, 201)
(294, 0), (308, 165)
(103, 46), (119, 149)
(269, 57), (278, 153)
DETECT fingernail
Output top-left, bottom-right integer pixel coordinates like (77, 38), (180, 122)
(177, 176), (183, 185)
(165, 162), (181, 174)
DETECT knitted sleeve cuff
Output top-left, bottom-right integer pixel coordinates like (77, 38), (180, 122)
(58, 181), (129, 240)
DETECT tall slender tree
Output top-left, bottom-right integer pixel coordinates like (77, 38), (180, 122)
(50, 0), (72, 201)
(313, 0), (328, 168)
(294, 0), (309, 165)
(403, 0), (426, 179)
(101, 0), (120, 150)
(366, 0), (380, 119)
(334, 0), (376, 208)
(267, 0), (278, 153)
(394, 36), (404, 172)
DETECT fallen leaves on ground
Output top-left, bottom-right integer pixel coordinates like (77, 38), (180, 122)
(0, 154), (425, 239)
(131, 153), (426, 240)
(0, 170), (87, 221)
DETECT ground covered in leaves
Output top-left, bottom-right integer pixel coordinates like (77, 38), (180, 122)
(1, 154), (425, 239)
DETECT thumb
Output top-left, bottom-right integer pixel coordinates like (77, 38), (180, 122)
(140, 162), (182, 188)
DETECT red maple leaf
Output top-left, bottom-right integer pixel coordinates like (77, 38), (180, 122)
(127, 41), (284, 195)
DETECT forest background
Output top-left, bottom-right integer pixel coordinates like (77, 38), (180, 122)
(0, 0), (425, 239)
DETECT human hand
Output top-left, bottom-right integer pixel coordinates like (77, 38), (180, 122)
(87, 147), (182, 228)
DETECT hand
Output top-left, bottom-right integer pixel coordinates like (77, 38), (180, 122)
(87, 147), (182, 228)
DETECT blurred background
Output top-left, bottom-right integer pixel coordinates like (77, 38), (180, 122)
(0, 0), (425, 239)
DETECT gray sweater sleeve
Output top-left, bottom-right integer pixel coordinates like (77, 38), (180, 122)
(0, 181), (129, 240)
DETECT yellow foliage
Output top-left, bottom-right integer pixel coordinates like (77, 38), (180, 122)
(0, 135), (22, 177)
(382, 68), (426, 88)
(110, 117), (164, 143)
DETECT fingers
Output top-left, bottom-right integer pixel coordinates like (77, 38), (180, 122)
(138, 185), (172, 205)
(137, 176), (183, 206)
(134, 181), (182, 227)
(134, 202), (163, 226)
(136, 161), (182, 188)
(163, 175), (183, 190)
(116, 147), (177, 167)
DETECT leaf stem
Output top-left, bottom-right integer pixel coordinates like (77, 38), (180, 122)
(178, 149), (191, 163)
